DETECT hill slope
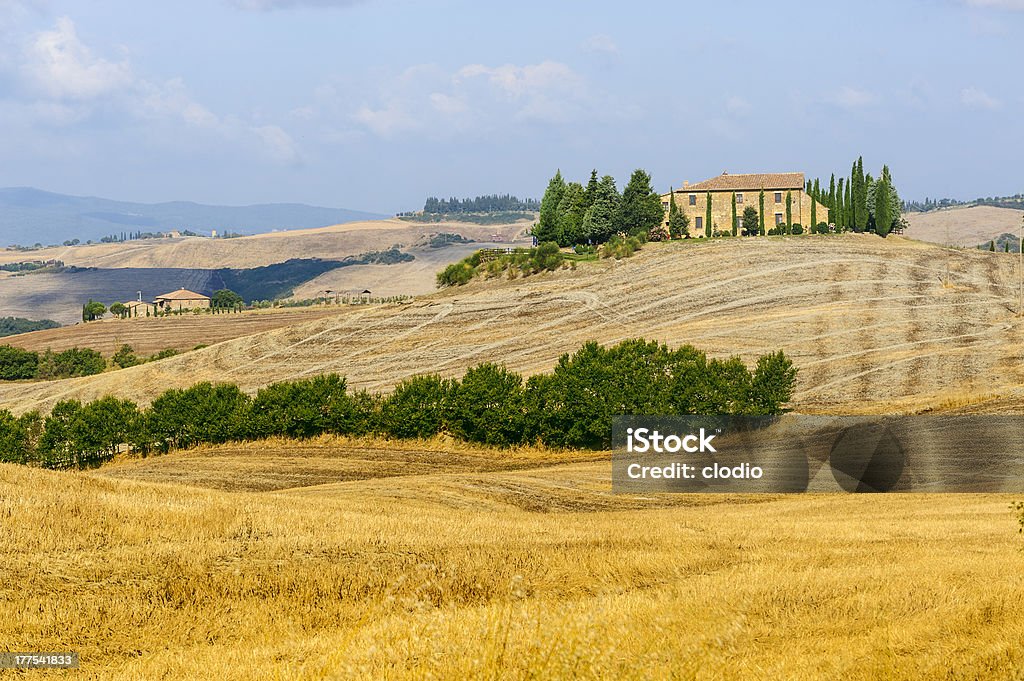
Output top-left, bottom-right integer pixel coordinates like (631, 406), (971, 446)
(0, 187), (386, 245)
(2, 234), (1022, 415)
(904, 205), (1024, 247)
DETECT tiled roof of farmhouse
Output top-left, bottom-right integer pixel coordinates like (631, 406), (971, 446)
(154, 288), (210, 301)
(682, 172), (805, 192)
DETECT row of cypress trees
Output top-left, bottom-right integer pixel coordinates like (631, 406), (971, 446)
(807, 157), (903, 236)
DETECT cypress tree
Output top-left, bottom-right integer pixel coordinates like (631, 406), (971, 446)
(705, 192), (712, 237)
(854, 157), (868, 232)
(828, 174), (836, 223)
(845, 181), (853, 232)
(811, 198), (817, 233)
(990, 241), (996, 252)
(785, 190), (792, 233)
(584, 169), (600, 211)
(850, 161), (860, 231)
(874, 177), (892, 237)
(758, 189), (766, 236)
(731, 192), (737, 236)
(836, 177), (845, 229)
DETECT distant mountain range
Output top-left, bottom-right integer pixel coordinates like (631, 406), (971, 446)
(0, 187), (388, 246)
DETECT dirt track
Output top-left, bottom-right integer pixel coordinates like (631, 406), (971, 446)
(2, 234), (1023, 415)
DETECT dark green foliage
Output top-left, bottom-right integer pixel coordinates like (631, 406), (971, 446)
(0, 345), (39, 380)
(211, 289), (244, 309)
(427, 233), (473, 248)
(742, 206), (759, 236)
(379, 374), (456, 439)
(82, 299), (106, 322)
(248, 375), (356, 439)
(36, 348), (105, 379)
(148, 382), (251, 451)
(705, 192), (713, 238)
(582, 175), (622, 244)
(668, 191), (690, 239)
(0, 317), (60, 338)
(749, 351), (798, 415)
(791, 224), (804, 235)
(448, 363), (525, 446)
(556, 182), (587, 245)
(437, 262), (476, 287)
(621, 169), (664, 237)
(600, 234), (644, 259)
(109, 302), (128, 318)
(874, 177), (893, 237)
(422, 194), (539, 215)
(112, 344), (139, 369)
(758, 189), (766, 235)
(0, 409), (33, 463)
(437, 243), (564, 287)
(536, 170), (566, 243)
(731, 192), (738, 237)
(810, 197), (817, 232)
(785, 190), (793, 233)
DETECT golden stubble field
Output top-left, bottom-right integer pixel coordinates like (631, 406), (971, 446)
(1, 438), (1022, 680)
(5, 233), (1024, 415)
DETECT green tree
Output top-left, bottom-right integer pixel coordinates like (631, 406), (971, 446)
(0, 409), (31, 463)
(555, 182), (587, 245)
(39, 399), (84, 468)
(248, 375), (354, 440)
(749, 351), (798, 415)
(853, 157), (869, 232)
(581, 175), (622, 243)
(785, 190), (793, 233)
(731, 192), (738, 236)
(535, 170), (566, 243)
(874, 176), (893, 237)
(742, 206), (759, 236)
(758, 189), (766, 235)
(378, 374), (455, 439)
(668, 190), (690, 239)
(583, 169), (600, 211)
(620, 169), (664, 237)
(990, 241), (996, 252)
(109, 302), (128, 319)
(448, 363), (525, 446)
(212, 289), (244, 309)
(82, 300), (106, 322)
(705, 192), (712, 237)
(112, 344), (139, 369)
(810, 197), (817, 233)
(0, 345), (39, 380)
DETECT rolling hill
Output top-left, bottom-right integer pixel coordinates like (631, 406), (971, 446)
(0, 187), (387, 246)
(904, 205), (1024, 247)
(3, 233), (1023, 417)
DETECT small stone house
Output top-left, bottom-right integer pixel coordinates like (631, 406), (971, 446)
(154, 288), (211, 312)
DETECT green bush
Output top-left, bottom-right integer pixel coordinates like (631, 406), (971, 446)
(0, 345), (39, 380)
(791, 224), (804, 235)
(248, 375), (356, 439)
(112, 344), (139, 369)
(147, 382), (251, 451)
(448, 363), (524, 446)
(437, 262), (475, 287)
(379, 374), (455, 439)
(36, 348), (105, 379)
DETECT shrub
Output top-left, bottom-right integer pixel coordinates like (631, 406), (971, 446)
(791, 224), (804, 235)
(112, 344), (139, 369)
(148, 383), (251, 451)
(448, 363), (525, 446)
(36, 348), (105, 379)
(379, 374), (455, 439)
(437, 262), (475, 287)
(0, 345), (39, 380)
(248, 374), (356, 439)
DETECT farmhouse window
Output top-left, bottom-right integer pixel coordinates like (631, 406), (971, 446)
(689, 194), (696, 206)
(695, 216), (703, 231)
(736, 193), (744, 203)
(775, 213), (784, 225)
(774, 192), (783, 203)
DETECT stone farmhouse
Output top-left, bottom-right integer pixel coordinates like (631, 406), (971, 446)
(154, 288), (211, 312)
(661, 172), (829, 236)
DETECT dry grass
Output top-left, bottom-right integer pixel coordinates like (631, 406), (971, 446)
(905, 205), (1024, 247)
(5, 234), (1024, 416)
(1, 440), (1022, 679)
(1, 307), (353, 356)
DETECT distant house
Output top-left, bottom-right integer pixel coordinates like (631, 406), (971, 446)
(154, 288), (211, 312)
(661, 172), (830, 235)
(123, 300), (157, 317)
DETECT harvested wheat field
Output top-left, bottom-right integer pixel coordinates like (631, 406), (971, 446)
(4, 233), (1024, 416)
(1, 438), (1022, 679)
(905, 205), (1024, 248)
(2, 306), (356, 357)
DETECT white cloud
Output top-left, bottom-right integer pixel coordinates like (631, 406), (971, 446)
(581, 33), (619, 57)
(23, 16), (132, 100)
(827, 86), (876, 108)
(960, 86), (1001, 109)
(250, 124), (301, 163)
(348, 60), (599, 139)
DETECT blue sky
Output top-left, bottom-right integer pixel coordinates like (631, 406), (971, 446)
(0, 0), (1021, 213)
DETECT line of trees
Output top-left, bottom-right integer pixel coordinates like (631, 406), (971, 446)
(0, 339), (797, 467)
(807, 157), (904, 236)
(422, 194), (540, 214)
(0, 343), (183, 381)
(533, 169), (664, 247)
